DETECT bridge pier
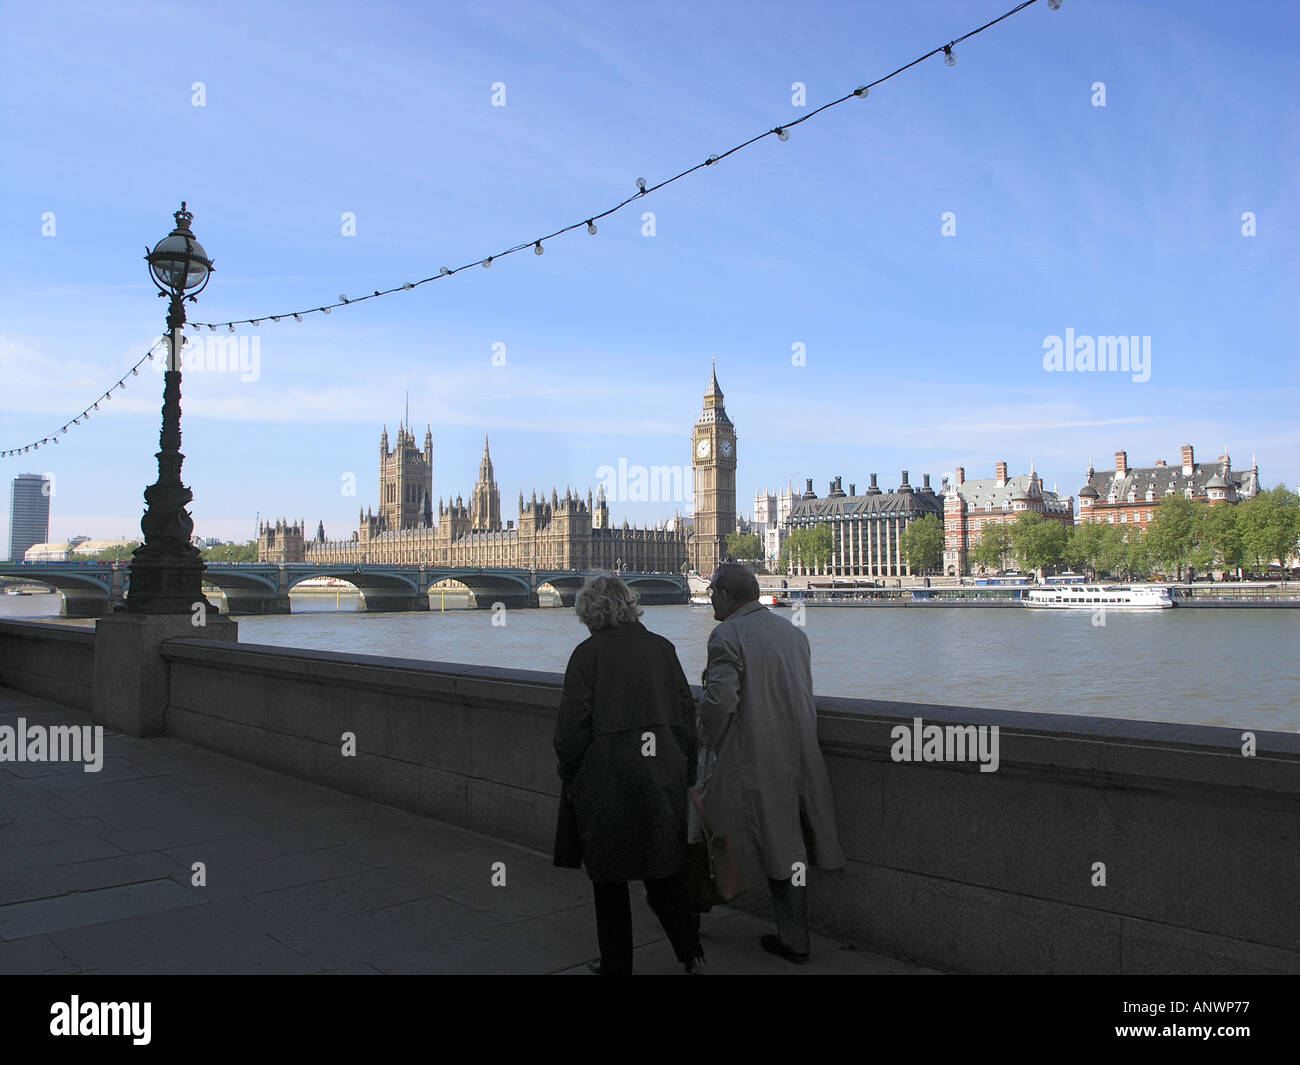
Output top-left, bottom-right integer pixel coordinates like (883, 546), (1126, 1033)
(475, 591), (539, 610)
(631, 589), (689, 606)
(220, 593), (292, 615)
(62, 596), (110, 619)
(356, 593), (428, 613)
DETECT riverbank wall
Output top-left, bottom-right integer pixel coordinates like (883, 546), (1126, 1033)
(1, 617), (1296, 974)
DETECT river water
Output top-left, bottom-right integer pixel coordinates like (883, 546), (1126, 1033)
(5, 593), (1297, 733)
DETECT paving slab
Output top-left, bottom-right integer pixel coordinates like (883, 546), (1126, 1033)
(0, 685), (940, 974)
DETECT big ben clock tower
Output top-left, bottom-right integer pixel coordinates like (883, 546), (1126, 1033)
(691, 359), (737, 574)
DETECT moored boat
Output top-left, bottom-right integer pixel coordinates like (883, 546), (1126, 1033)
(1023, 584), (1173, 610)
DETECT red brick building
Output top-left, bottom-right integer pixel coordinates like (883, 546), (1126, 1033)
(1078, 446), (1259, 531)
(942, 462), (1074, 576)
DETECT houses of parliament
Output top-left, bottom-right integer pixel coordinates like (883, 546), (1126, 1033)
(258, 366), (737, 575)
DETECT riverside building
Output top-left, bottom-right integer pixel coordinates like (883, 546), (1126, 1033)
(942, 462), (1074, 577)
(259, 368), (737, 575)
(1077, 446), (1258, 531)
(783, 472), (944, 578)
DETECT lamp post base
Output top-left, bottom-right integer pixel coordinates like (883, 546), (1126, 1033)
(124, 553), (218, 616)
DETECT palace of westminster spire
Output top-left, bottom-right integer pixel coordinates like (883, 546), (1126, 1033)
(258, 371), (737, 573)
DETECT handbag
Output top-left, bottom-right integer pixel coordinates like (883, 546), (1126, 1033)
(683, 786), (745, 910)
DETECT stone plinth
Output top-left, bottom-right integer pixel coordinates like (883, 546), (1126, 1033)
(93, 611), (238, 737)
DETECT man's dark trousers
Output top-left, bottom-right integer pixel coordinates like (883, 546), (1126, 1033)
(593, 876), (698, 974)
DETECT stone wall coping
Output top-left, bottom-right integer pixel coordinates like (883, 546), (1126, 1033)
(0, 618), (96, 646)
(160, 637), (1300, 792)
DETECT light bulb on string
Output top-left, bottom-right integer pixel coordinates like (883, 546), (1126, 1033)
(339, 294), (350, 303)
(293, 314), (302, 322)
(439, 267), (452, 276)
(321, 307), (330, 314)
(586, 220), (597, 235)
(944, 45), (956, 66)
(534, 241), (544, 255)
(483, 257), (492, 268)
(403, 283), (414, 290)
(1048, 0), (1062, 8)
(271, 316), (280, 322)
(636, 178), (647, 193)
(854, 86), (869, 98)
(228, 324), (235, 333)
(775, 127), (789, 141)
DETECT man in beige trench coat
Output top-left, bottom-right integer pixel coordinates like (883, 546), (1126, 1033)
(698, 563), (846, 963)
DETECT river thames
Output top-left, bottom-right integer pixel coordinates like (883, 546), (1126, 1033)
(7, 593), (1294, 733)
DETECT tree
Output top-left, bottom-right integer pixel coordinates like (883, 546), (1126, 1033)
(1238, 486), (1300, 576)
(1065, 521), (1105, 579)
(1010, 512), (1067, 573)
(899, 514), (944, 575)
(725, 532), (762, 562)
(969, 523), (1013, 573)
(1124, 529), (1152, 579)
(201, 540), (259, 563)
(1202, 503), (1245, 575)
(779, 525), (834, 574)
(1145, 496), (1209, 578)
(1096, 525), (1129, 578)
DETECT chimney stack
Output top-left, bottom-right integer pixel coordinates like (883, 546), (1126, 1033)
(922, 473), (932, 491)
(995, 461), (1008, 487)
(1115, 451), (1128, 476)
(1181, 444), (1195, 476)
(849, 483), (856, 496)
(955, 466), (965, 485)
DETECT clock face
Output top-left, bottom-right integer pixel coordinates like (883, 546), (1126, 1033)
(696, 438), (711, 459)
(720, 439), (733, 458)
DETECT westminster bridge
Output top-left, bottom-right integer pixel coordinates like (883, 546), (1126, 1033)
(0, 561), (690, 616)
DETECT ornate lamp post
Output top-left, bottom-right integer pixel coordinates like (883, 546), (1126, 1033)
(127, 202), (217, 614)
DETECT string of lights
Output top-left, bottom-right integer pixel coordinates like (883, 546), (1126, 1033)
(1, 342), (166, 458)
(4, 0), (1054, 460)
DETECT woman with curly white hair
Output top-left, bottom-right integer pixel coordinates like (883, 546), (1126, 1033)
(553, 570), (702, 974)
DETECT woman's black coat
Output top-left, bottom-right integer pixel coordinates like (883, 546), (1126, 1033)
(553, 620), (698, 883)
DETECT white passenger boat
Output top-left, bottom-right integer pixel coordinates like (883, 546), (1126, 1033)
(689, 595), (712, 606)
(1023, 584), (1173, 610)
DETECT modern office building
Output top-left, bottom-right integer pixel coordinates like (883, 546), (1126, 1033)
(8, 473), (50, 562)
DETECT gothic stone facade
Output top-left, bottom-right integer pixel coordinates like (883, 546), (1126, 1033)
(259, 369), (739, 574)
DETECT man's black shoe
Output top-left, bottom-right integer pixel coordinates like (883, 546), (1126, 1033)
(760, 934), (810, 965)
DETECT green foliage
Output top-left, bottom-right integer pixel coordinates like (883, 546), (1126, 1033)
(1238, 486), (1300, 574)
(725, 532), (763, 561)
(1144, 495), (1211, 577)
(1010, 511), (1068, 573)
(969, 523), (1013, 573)
(899, 514), (944, 575)
(1202, 503), (1245, 572)
(201, 540), (259, 563)
(778, 525), (834, 574)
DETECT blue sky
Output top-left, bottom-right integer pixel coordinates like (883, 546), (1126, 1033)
(2, 0), (1297, 549)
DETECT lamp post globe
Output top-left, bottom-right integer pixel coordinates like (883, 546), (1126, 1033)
(126, 202), (218, 615)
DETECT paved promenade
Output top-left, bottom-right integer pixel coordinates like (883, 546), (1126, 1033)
(0, 686), (936, 975)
